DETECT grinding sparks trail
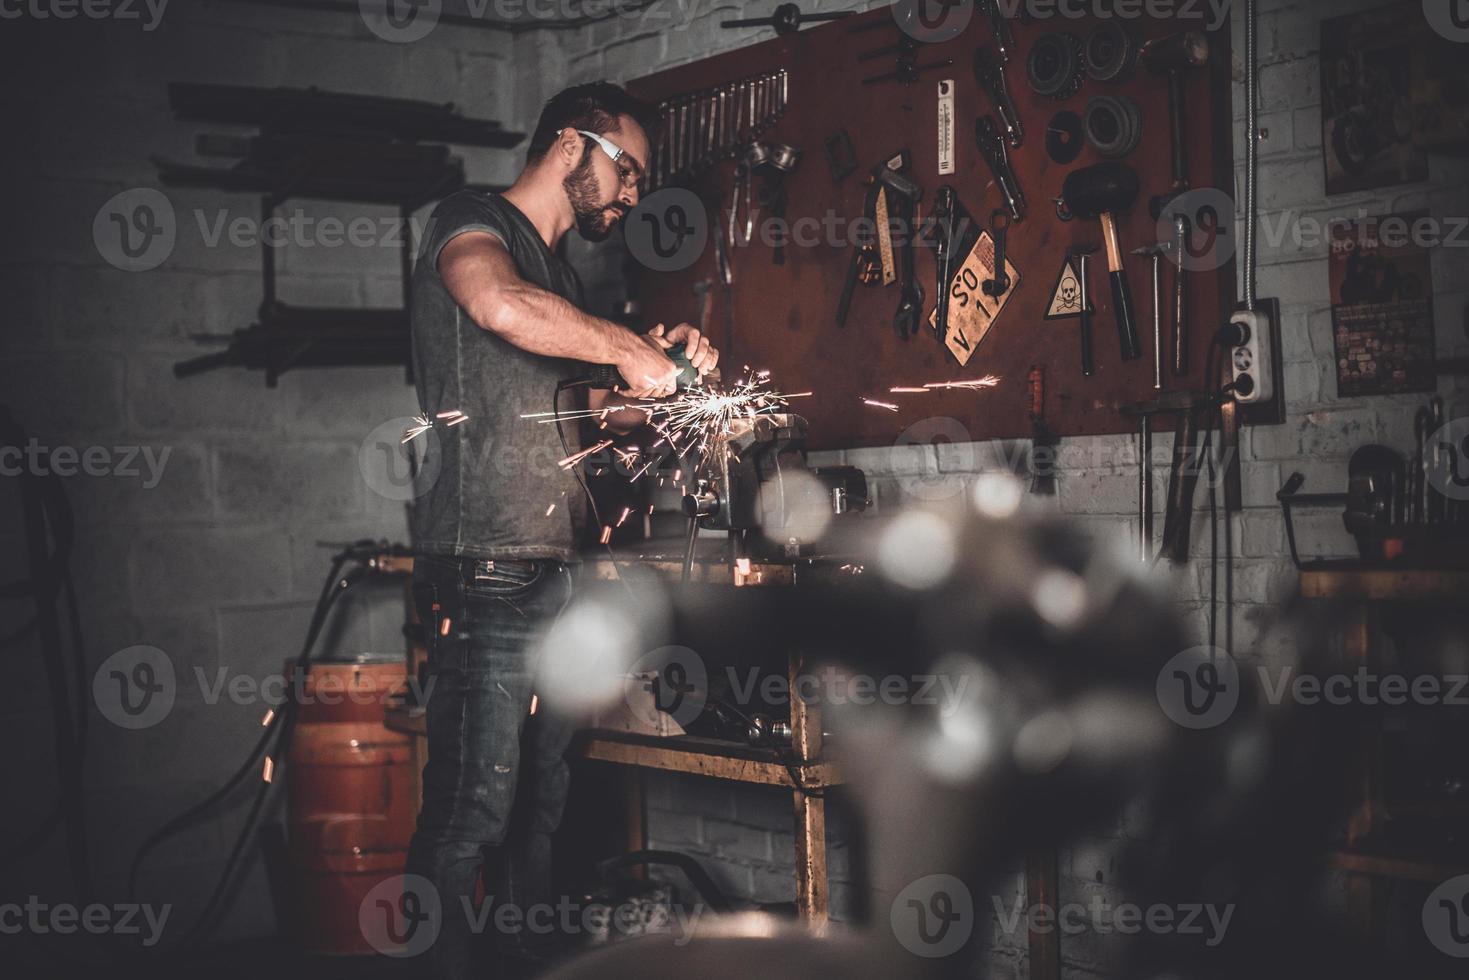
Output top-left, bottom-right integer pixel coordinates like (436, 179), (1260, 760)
(528, 367), (799, 482)
(922, 376), (1001, 390)
(403, 409), (468, 444)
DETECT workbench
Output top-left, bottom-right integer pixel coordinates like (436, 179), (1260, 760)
(381, 552), (843, 926)
(1298, 563), (1469, 936)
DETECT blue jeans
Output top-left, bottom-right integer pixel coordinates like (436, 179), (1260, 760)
(406, 555), (577, 979)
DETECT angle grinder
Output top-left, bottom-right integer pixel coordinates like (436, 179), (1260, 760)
(585, 342), (707, 392)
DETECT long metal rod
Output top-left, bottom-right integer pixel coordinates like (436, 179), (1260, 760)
(1243, 0), (1259, 310)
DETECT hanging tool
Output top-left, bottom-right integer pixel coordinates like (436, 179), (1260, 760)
(928, 185), (979, 344)
(835, 180), (882, 328)
(976, 115), (1025, 222)
(982, 210), (1012, 299)
(758, 143), (802, 265)
(1141, 31), (1209, 202)
(1141, 32), (1209, 376)
(721, 3), (853, 35)
(1068, 244), (1099, 377)
(1061, 162), (1142, 362)
(1028, 366), (1059, 496)
(860, 35), (954, 86)
(869, 153), (925, 339)
(837, 153), (918, 328)
(1133, 242), (1172, 390)
(974, 47), (1024, 149)
(651, 70), (788, 190)
(980, 0), (1016, 64)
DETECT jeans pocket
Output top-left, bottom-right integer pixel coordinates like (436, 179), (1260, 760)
(463, 559), (544, 599)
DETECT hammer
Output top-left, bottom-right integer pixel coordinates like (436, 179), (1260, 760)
(1132, 241), (1172, 390)
(1140, 31), (1209, 200)
(1141, 32), (1207, 377)
(1062, 162), (1142, 363)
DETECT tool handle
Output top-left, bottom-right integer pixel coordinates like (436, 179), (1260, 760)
(1080, 304), (1095, 377)
(589, 342), (696, 391)
(1111, 269), (1142, 361)
(1168, 70), (1187, 186)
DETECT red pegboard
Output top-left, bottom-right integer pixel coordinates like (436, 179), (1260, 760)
(626, 8), (1237, 450)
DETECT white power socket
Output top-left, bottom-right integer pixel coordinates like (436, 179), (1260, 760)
(1229, 309), (1274, 404)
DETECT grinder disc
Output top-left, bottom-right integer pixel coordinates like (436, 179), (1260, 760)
(1027, 32), (1086, 101)
(1046, 110), (1085, 165)
(1084, 22), (1136, 83)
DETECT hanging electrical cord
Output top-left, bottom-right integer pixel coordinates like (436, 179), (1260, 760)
(125, 550), (355, 952)
(1243, 0), (1259, 312)
(0, 405), (92, 898)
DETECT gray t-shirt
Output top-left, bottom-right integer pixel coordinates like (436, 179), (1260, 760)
(409, 190), (589, 562)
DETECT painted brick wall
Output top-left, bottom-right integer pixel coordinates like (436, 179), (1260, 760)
(0, 1), (524, 942)
(3, 0), (1465, 967)
(550, 0), (1469, 974)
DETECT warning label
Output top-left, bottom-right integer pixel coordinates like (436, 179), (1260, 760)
(1044, 256), (1093, 320)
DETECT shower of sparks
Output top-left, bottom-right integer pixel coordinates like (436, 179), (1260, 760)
(861, 398), (901, 412)
(528, 366), (799, 486)
(922, 376), (1001, 391)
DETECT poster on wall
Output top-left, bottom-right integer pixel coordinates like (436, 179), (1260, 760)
(1321, 6), (1429, 196)
(1328, 212), (1437, 399)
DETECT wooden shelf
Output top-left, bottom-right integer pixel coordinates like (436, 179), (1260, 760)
(384, 706), (840, 789)
(1298, 564), (1469, 601)
(1327, 844), (1469, 882)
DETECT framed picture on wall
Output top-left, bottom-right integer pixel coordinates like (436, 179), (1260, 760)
(1321, 6), (1429, 196)
(1328, 212), (1437, 399)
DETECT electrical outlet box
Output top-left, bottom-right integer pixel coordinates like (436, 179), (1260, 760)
(1230, 307), (1275, 404)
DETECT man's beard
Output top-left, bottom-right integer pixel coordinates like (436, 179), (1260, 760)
(564, 155), (627, 243)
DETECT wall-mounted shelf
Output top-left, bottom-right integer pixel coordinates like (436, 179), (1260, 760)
(158, 83), (523, 385)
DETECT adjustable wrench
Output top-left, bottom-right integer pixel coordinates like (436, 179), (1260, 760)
(976, 116), (1025, 222)
(974, 47), (1024, 148)
(982, 210), (1012, 298)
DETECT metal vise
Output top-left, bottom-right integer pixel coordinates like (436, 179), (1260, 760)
(681, 414), (867, 560)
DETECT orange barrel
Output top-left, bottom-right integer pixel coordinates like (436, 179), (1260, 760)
(287, 657), (416, 955)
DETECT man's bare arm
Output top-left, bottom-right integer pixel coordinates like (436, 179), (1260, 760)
(439, 231), (677, 397)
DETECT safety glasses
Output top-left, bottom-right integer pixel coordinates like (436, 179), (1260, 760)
(559, 128), (644, 191)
